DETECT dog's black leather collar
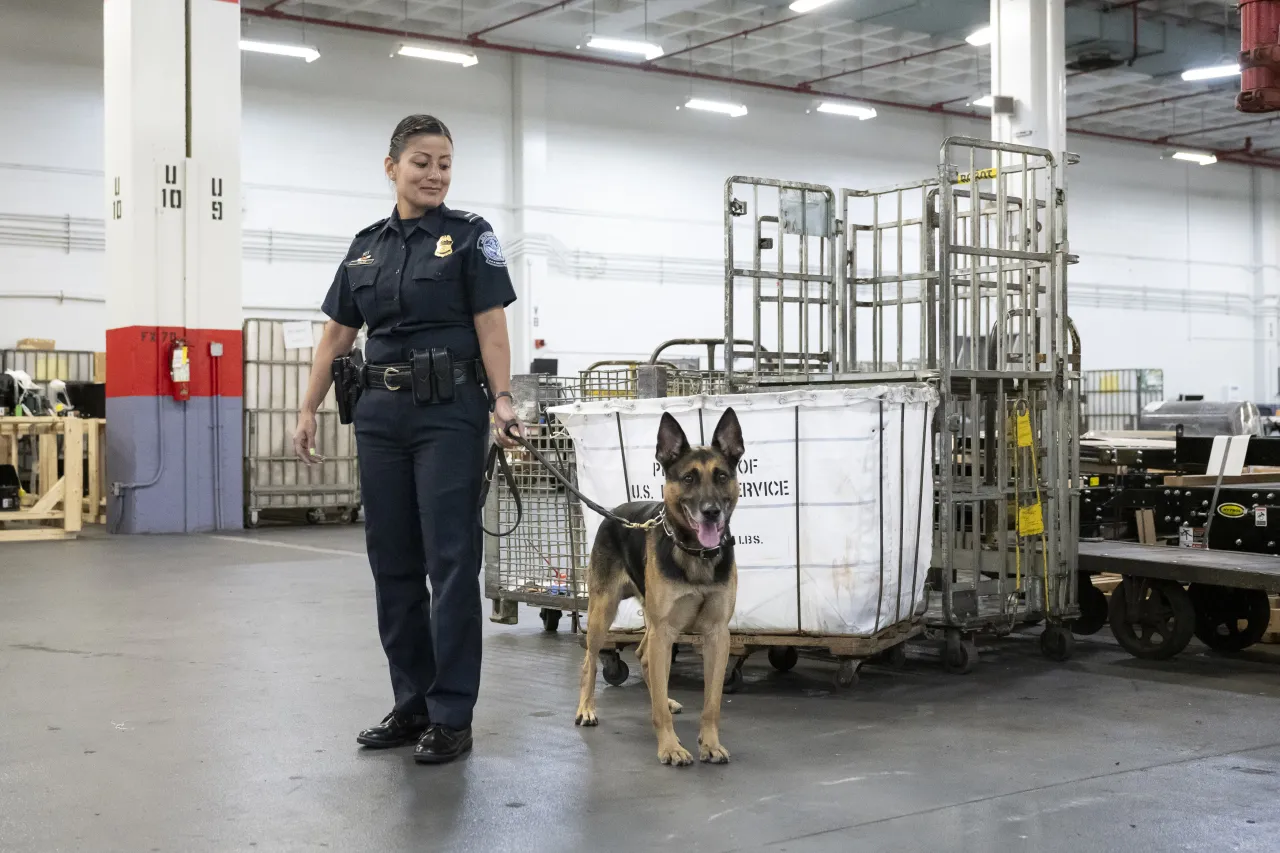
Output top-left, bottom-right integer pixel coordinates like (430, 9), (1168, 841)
(662, 514), (733, 559)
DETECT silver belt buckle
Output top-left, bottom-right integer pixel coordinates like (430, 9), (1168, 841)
(382, 366), (403, 391)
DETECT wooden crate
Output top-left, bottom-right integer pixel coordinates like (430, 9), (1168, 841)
(0, 417), (88, 542)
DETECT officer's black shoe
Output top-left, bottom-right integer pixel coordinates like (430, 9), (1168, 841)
(413, 724), (473, 764)
(356, 710), (430, 749)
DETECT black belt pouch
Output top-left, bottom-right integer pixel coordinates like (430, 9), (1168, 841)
(410, 350), (436, 406)
(431, 348), (455, 403)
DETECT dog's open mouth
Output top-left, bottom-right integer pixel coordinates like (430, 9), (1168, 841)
(685, 508), (725, 549)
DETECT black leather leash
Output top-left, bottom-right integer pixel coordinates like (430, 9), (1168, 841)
(480, 424), (664, 538)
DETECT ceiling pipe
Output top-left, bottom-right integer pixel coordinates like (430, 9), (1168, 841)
(1069, 86), (1232, 121)
(240, 8), (1280, 171)
(654, 15), (804, 64)
(1160, 116), (1280, 143)
(800, 42), (968, 87)
(468, 0), (577, 41)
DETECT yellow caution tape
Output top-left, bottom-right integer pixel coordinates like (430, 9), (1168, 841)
(956, 167), (999, 185)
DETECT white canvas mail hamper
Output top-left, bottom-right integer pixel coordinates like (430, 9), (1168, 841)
(549, 385), (938, 636)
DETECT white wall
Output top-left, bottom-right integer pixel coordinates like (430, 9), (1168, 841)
(2, 0), (1278, 400)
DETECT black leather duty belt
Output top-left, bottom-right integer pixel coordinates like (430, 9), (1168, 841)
(362, 359), (483, 392)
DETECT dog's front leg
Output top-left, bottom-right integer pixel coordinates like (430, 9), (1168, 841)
(697, 625), (732, 764)
(645, 625), (692, 767)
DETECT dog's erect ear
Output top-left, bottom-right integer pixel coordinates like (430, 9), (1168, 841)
(655, 413), (691, 471)
(711, 408), (744, 470)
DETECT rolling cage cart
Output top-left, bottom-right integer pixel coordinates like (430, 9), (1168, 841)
(242, 318), (361, 528)
(1082, 368), (1164, 433)
(721, 137), (1082, 674)
(1079, 430), (1280, 660)
(483, 360), (730, 632)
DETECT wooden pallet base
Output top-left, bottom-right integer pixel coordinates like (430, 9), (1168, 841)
(588, 622), (923, 660)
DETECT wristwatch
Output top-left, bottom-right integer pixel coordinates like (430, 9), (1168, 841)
(490, 391), (513, 413)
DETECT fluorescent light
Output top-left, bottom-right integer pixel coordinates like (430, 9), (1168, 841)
(683, 98), (747, 118)
(965, 26), (992, 47)
(239, 39), (319, 62)
(971, 94), (994, 108)
(1181, 62), (1240, 82)
(585, 35), (663, 60)
(815, 101), (877, 120)
(397, 43), (479, 67)
(789, 0), (838, 13)
(1170, 151), (1217, 166)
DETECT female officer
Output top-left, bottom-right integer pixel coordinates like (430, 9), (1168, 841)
(293, 114), (521, 765)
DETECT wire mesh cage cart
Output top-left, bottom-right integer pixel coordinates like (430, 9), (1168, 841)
(722, 136), (1082, 671)
(1083, 368), (1164, 433)
(242, 318), (361, 528)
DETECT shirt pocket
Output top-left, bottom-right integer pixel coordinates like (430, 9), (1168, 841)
(408, 254), (468, 322)
(347, 264), (386, 327)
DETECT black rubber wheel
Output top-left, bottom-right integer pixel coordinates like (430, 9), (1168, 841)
(305, 508), (325, 525)
(882, 642), (908, 671)
(540, 608), (562, 633)
(601, 652), (629, 686)
(942, 630), (977, 675)
(342, 506), (361, 524)
(1188, 584), (1270, 653)
(1073, 575), (1109, 636)
(767, 646), (799, 673)
(834, 660), (859, 689)
(245, 509), (260, 529)
(1108, 579), (1196, 660)
(723, 662), (745, 694)
(1040, 623), (1076, 662)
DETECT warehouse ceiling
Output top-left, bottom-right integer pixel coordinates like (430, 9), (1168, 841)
(243, 0), (1280, 165)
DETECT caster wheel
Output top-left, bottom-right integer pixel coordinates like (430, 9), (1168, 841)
(1040, 623), (1075, 662)
(342, 507), (361, 524)
(1073, 576), (1109, 636)
(1189, 584), (1270, 653)
(305, 508), (325, 525)
(881, 642), (908, 671)
(601, 652), (629, 686)
(1109, 578), (1195, 660)
(834, 660), (859, 689)
(767, 646), (799, 673)
(723, 662), (745, 694)
(943, 631), (977, 675)
(245, 509), (260, 529)
(540, 608), (562, 633)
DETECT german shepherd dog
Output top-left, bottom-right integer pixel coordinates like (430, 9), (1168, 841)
(575, 409), (744, 766)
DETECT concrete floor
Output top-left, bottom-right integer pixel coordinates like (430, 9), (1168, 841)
(4, 528), (1280, 853)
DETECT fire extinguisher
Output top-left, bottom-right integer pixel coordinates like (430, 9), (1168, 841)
(170, 337), (191, 402)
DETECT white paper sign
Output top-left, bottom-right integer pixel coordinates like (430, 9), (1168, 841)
(282, 321), (315, 350)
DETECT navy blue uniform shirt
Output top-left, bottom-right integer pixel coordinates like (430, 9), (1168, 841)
(322, 204), (517, 364)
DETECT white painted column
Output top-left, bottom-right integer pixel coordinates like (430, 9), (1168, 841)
(990, 0), (1067, 160)
(511, 55), (548, 374)
(1258, 167), (1280, 401)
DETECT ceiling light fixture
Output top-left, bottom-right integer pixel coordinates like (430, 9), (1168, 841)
(1169, 150), (1218, 166)
(970, 94), (994, 108)
(815, 101), (877, 120)
(239, 39), (320, 62)
(584, 34), (664, 60)
(788, 0), (839, 14)
(965, 26), (993, 47)
(682, 98), (748, 118)
(1180, 62), (1240, 82)
(397, 43), (479, 67)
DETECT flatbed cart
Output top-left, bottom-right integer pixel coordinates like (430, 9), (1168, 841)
(587, 621), (925, 693)
(1079, 540), (1280, 660)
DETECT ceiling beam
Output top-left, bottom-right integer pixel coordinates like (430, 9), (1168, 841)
(1069, 86), (1231, 121)
(468, 0), (579, 41)
(654, 15), (804, 64)
(799, 42), (968, 88)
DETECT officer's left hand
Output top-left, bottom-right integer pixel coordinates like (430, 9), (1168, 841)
(493, 396), (523, 449)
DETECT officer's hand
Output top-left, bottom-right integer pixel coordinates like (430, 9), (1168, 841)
(493, 396), (523, 450)
(293, 411), (319, 464)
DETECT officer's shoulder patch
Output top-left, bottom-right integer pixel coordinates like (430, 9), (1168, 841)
(478, 231), (506, 268)
(355, 217), (388, 237)
(445, 208), (483, 224)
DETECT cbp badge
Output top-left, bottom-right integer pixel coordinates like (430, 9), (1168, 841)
(347, 251), (375, 266)
(435, 235), (454, 258)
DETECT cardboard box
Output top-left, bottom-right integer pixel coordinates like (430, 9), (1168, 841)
(93, 352), (107, 385)
(16, 338), (56, 351)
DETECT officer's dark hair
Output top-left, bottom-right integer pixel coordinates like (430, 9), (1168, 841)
(389, 114), (453, 161)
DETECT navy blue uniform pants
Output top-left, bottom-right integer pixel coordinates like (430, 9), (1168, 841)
(354, 383), (488, 730)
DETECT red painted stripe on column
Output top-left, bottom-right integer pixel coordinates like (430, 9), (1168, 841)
(106, 326), (244, 398)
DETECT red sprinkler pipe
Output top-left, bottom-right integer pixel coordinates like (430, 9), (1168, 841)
(1238, 0), (1280, 113)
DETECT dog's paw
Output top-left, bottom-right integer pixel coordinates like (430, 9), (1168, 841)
(574, 707), (599, 727)
(699, 740), (731, 764)
(667, 698), (683, 715)
(658, 742), (694, 767)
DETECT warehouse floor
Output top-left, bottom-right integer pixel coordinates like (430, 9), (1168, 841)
(4, 528), (1280, 852)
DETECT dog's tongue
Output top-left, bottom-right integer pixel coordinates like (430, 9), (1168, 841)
(696, 521), (724, 549)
